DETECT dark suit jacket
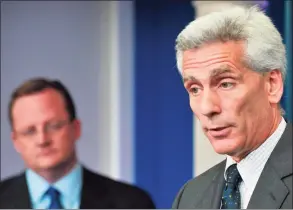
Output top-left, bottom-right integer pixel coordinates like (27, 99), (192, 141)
(172, 123), (292, 209)
(0, 167), (155, 209)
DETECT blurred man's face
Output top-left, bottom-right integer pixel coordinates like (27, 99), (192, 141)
(11, 88), (81, 171)
(182, 41), (283, 161)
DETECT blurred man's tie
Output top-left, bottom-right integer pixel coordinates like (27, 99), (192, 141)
(46, 187), (64, 209)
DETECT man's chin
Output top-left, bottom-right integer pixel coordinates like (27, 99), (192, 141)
(36, 159), (63, 171)
(211, 143), (238, 156)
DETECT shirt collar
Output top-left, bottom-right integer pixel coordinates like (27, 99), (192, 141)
(225, 117), (287, 189)
(52, 163), (83, 204)
(25, 163), (83, 204)
(25, 168), (50, 203)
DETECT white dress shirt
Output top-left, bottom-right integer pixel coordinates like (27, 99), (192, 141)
(224, 117), (287, 209)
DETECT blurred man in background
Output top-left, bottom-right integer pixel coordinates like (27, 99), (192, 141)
(172, 5), (292, 209)
(0, 77), (155, 209)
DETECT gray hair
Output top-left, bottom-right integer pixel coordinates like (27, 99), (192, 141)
(175, 5), (287, 81)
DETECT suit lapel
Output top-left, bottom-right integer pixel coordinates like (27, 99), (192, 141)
(247, 162), (289, 208)
(211, 173), (225, 209)
(195, 161), (226, 209)
(247, 123), (292, 208)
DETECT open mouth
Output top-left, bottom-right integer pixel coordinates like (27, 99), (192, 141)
(208, 126), (231, 137)
(210, 127), (227, 131)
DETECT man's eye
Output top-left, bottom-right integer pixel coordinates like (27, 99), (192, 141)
(189, 87), (200, 96)
(21, 128), (36, 136)
(48, 122), (64, 131)
(220, 82), (234, 89)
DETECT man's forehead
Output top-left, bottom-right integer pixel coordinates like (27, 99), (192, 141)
(182, 41), (244, 67)
(12, 90), (65, 116)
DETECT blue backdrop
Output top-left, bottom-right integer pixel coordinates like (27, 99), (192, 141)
(134, 0), (292, 208)
(134, 1), (194, 208)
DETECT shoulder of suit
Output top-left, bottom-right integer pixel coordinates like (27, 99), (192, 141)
(182, 159), (226, 189)
(0, 172), (25, 194)
(82, 166), (155, 207)
(83, 166), (152, 196)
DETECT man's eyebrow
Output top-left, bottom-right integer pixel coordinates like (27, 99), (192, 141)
(183, 76), (199, 84)
(209, 66), (234, 78)
(183, 65), (241, 84)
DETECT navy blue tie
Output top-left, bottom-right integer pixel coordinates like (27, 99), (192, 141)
(46, 187), (63, 209)
(221, 164), (242, 209)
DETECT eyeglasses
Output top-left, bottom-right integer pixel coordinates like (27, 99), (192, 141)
(15, 119), (72, 139)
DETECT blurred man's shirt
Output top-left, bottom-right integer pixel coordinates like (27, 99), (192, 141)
(25, 163), (83, 209)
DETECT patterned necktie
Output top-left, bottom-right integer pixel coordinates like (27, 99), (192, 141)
(46, 187), (64, 209)
(221, 164), (242, 209)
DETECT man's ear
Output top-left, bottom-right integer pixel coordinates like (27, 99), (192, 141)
(266, 69), (284, 104)
(72, 119), (81, 142)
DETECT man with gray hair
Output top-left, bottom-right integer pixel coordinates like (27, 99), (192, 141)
(172, 5), (292, 209)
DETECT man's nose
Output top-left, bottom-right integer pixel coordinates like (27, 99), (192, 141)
(35, 130), (51, 147)
(199, 89), (221, 118)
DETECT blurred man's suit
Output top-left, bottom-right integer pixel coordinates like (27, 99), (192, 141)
(172, 123), (292, 209)
(0, 77), (155, 209)
(0, 166), (155, 209)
